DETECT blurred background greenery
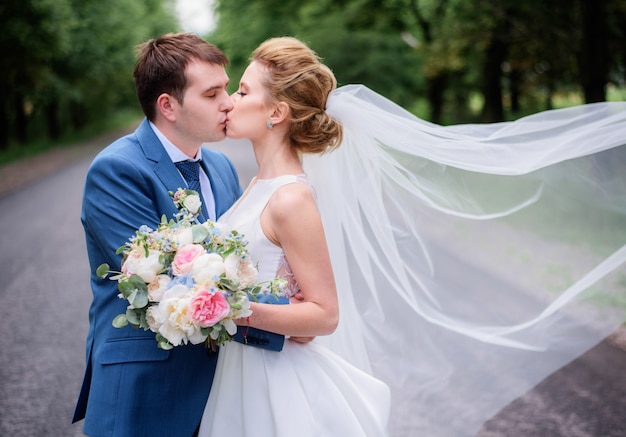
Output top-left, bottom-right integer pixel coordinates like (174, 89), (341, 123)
(1, 0), (625, 162)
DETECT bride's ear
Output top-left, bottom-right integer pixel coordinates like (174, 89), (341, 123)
(269, 101), (290, 127)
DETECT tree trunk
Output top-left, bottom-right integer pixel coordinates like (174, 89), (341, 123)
(579, 0), (608, 103)
(14, 93), (27, 144)
(0, 83), (9, 150)
(70, 101), (88, 131)
(427, 73), (447, 124)
(481, 37), (507, 122)
(46, 101), (61, 140)
(509, 69), (521, 114)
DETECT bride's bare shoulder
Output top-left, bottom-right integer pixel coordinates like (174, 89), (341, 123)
(272, 181), (315, 208)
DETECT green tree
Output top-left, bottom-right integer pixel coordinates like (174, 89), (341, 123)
(0, 0), (74, 146)
(0, 0), (179, 150)
(208, 0), (626, 122)
(210, 0), (422, 109)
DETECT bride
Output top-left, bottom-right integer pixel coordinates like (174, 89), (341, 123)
(198, 37), (390, 436)
(201, 36), (626, 436)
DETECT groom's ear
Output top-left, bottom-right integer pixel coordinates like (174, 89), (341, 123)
(156, 93), (177, 122)
(270, 101), (290, 126)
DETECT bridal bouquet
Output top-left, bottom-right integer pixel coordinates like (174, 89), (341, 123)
(97, 188), (286, 350)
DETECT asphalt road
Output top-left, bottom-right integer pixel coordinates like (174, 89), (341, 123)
(0, 131), (624, 436)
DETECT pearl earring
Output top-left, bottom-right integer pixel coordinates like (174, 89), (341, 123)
(267, 120), (273, 130)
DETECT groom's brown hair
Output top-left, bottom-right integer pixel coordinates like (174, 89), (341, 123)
(133, 32), (229, 121)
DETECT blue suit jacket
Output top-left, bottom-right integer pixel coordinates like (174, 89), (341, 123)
(72, 119), (243, 437)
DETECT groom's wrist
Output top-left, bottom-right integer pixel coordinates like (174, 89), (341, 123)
(232, 326), (285, 351)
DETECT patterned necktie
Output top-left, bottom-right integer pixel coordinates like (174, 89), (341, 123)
(175, 160), (204, 216)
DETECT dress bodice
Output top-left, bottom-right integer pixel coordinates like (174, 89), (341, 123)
(218, 174), (311, 296)
(203, 174), (390, 437)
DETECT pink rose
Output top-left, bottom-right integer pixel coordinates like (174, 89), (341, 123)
(189, 288), (231, 328)
(172, 244), (205, 275)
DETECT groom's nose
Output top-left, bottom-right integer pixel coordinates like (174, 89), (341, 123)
(219, 94), (234, 112)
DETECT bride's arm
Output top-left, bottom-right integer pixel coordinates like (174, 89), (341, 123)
(244, 183), (339, 337)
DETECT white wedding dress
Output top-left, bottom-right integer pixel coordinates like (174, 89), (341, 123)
(198, 174), (391, 437)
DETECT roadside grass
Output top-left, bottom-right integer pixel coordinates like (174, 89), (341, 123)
(0, 108), (142, 166)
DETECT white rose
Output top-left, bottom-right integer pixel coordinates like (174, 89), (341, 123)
(223, 254), (241, 281)
(145, 306), (161, 332)
(154, 285), (206, 346)
(174, 227), (194, 247)
(223, 255), (258, 288)
(122, 249), (164, 283)
(238, 260), (259, 288)
(147, 274), (171, 301)
(183, 194), (202, 214)
(191, 253), (225, 285)
(221, 318), (238, 336)
(150, 285), (186, 345)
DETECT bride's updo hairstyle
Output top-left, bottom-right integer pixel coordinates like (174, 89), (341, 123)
(252, 37), (342, 154)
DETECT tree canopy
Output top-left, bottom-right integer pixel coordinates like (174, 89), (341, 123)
(1, 0), (624, 150)
(0, 0), (178, 149)
(210, 0), (626, 124)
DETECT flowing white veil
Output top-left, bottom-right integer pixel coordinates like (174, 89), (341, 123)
(303, 85), (626, 436)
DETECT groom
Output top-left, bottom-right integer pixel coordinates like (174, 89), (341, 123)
(72, 33), (283, 437)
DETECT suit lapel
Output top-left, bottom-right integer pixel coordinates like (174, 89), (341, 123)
(136, 120), (217, 222)
(137, 119), (185, 190)
(136, 119), (197, 213)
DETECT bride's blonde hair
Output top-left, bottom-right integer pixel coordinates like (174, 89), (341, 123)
(252, 37), (342, 154)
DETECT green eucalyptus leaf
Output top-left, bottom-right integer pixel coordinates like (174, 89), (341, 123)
(112, 314), (128, 328)
(128, 275), (148, 291)
(96, 263), (110, 279)
(158, 341), (174, 350)
(191, 224), (209, 243)
(219, 278), (239, 291)
(139, 308), (149, 327)
(156, 333), (174, 350)
(118, 281), (135, 297)
(128, 289), (138, 305)
(131, 290), (149, 309)
(126, 308), (141, 325)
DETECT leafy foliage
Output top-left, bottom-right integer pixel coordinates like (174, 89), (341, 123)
(1, 0), (625, 150)
(210, 0), (626, 123)
(0, 0), (178, 149)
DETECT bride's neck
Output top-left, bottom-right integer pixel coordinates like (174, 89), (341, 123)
(254, 140), (303, 179)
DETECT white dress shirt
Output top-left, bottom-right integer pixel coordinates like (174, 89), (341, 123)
(149, 122), (216, 220)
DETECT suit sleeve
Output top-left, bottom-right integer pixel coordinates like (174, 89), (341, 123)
(82, 152), (161, 272)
